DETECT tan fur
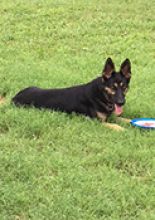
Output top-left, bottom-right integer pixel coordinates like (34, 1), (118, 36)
(114, 83), (118, 88)
(104, 87), (115, 95)
(96, 111), (107, 122)
(124, 88), (128, 94)
(116, 117), (131, 123)
(104, 123), (125, 131)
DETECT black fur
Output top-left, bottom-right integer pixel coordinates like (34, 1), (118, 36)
(12, 58), (131, 120)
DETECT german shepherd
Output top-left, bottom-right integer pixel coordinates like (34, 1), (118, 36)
(12, 58), (131, 128)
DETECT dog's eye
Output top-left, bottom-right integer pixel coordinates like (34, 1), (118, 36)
(114, 83), (118, 88)
(105, 87), (115, 95)
(120, 83), (126, 89)
(120, 83), (127, 90)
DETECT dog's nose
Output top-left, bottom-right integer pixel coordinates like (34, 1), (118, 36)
(116, 100), (125, 106)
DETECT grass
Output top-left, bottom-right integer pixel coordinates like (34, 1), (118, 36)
(0, 0), (155, 219)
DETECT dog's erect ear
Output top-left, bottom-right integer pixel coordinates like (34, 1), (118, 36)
(102, 58), (115, 79)
(120, 59), (131, 79)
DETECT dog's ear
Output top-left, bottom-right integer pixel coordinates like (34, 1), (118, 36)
(120, 59), (131, 79)
(102, 58), (115, 79)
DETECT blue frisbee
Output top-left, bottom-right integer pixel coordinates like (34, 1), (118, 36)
(130, 118), (155, 129)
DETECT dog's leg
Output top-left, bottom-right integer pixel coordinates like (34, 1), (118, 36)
(116, 117), (131, 123)
(96, 112), (125, 131)
(96, 112), (107, 122)
(104, 122), (125, 131)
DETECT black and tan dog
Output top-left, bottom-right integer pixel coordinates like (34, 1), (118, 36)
(12, 58), (131, 130)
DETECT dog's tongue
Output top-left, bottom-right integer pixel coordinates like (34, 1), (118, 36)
(114, 104), (123, 116)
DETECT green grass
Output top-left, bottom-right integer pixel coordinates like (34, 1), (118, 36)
(0, 0), (155, 219)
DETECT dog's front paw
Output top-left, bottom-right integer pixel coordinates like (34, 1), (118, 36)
(104, 123), (125, 131)
(117, 117), (131, 123)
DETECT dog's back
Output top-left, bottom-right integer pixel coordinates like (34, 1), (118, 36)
(12, 84), (93, 115)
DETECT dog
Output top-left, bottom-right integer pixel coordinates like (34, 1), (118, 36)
(12, 58), (131, 130)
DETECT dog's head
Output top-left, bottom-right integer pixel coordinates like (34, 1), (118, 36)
(101, 58), (131, 116)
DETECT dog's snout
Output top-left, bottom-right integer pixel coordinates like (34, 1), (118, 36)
(116, 98), (125, 106)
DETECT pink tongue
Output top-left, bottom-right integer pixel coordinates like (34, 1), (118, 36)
(114, 104), (123, 116)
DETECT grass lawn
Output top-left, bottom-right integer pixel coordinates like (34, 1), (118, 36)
(0, 0), (155, 219)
